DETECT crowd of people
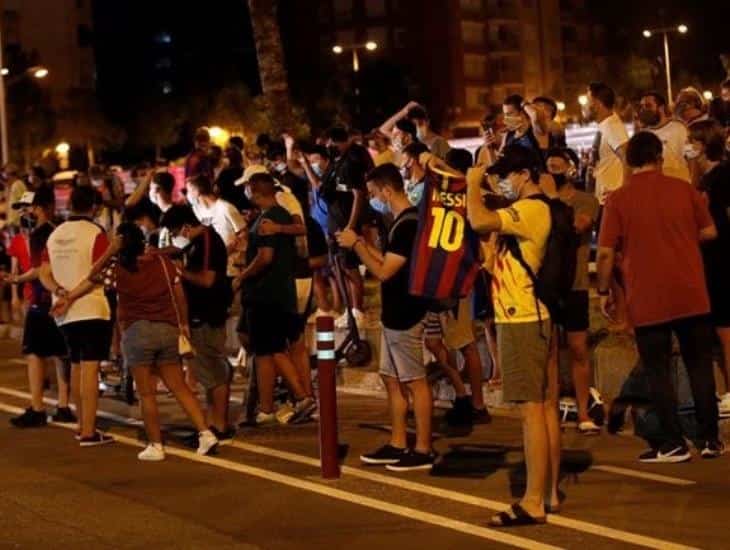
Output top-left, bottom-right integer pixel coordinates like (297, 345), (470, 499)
(2, 77), (730, 528)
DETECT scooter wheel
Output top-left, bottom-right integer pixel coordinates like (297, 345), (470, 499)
(344, 340), (372, 367)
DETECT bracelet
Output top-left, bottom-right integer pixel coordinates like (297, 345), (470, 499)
(597, 289), (610, 296)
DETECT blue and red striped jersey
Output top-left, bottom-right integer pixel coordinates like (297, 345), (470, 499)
(409, 166), (481, 300)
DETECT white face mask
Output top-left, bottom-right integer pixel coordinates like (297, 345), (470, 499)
(274, 161), (287, 174)
(310, 162), (322, 177)
(684, 143), (701, 160)
(244, 185), (253, 200)
(148, 190), (159, 206)
(416, 126), (427, 142)
(497, 178), (519, 201)
(172, 235), (190, 249)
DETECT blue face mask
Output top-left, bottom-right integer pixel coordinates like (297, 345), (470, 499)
(311, 163), (323, 177)
(406, 180), (425, 206)
(498, 178), (518, 201)
(369, 197), (391, 215)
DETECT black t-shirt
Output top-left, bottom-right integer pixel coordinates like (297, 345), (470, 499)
(321, 143), (373, 233)
(29, 222), (55, 309)
(216, 165), (251, 210)
(701, 162), (730, 276)
(381, 207), (428, 330)
(183, 226), (231, 327)
(282, 171), (310, 218)
(306, 215), (328, 259)
(243, 205), (297, 313)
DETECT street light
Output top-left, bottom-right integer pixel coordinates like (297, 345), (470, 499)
(578, 94), (588, 106)
(642, 24), (688, 104)
(556, 101), (566, 112)
(32, 67), (49, 79)
(332, 45), (343, 54)
(365, 41), (377, 51)
(55, 142), (70, 155)
(703, 90), (713, 101)
(0, 68), (7, 76)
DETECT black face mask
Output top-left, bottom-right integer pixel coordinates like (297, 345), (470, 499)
(638, 109), (661, 127)
(20, 214), (37, 230)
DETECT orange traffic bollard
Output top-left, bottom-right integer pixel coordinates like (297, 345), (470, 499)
(316, 316), (340, 479)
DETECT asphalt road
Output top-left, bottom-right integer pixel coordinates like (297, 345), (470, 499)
(1, 339), (728, 550)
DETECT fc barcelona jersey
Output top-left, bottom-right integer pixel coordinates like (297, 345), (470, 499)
(409, 166), (480, 300)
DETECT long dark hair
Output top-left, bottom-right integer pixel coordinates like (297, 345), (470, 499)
(116, 222), (146, 272)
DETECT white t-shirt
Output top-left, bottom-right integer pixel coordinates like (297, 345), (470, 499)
(45, 218), (111, 326)
(192, 198), (245, 276)
(650, 120), (690, 182)
(594, 113), (629, 204)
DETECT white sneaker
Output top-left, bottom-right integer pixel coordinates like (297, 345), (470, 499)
(256, 411), (278, 426)
(718, 393), (730, 418)
(138, 443), (165, 461)
(196, 430), (218, 456)
(578, 421), (601, 435)
(275, 403), (296, 424)
(335, 309), (365, 329)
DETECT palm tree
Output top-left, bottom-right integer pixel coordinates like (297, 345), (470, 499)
(247, 0), (292, 132)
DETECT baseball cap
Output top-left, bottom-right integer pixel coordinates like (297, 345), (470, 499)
(486, 144), (543, 179)
(235, 164), (269, 186)
(12, 186), (56, 209)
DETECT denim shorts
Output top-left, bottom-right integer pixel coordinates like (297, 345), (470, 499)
(122, 320), (179, 369)
(190, 323), (231, 391)
(379, 321), (426, 383)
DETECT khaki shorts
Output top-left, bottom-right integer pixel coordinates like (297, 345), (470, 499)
(423, 297), (476, 351)
(497, 320), (553, 403)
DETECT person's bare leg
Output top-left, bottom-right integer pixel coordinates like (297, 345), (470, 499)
(519, 401), (549, 518)
(207, 383), (230, 432)
(406, 378), (433, 453)
(158, 363), (208, 432)
(79, 361), (100, 438)
(132, 365), (162, 443)
(255, 355), (277, 413)
(272, 352), (309, 399)
(716, 327), (730, 393)
(53, 358), (70, 408)
(567, 330), (592, 422)
(545, 333), (562, 510)
(484, 320), (501, 384)
(425, 337), (467, 396)
(313, 271), (332, 313)
(290, 336), (313, 396)
(184, 362), (199, 394)
(345, 268), (364, 311)
(383, 375), (408, 449)
(461, 342), (485, 410)
(26, 354), (46, 412)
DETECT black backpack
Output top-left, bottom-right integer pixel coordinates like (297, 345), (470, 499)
(503, 195), (578, 326)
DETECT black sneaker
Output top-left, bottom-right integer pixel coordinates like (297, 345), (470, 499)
(10, 407), (47, 428)
(360, 444), (407, 465)
(79, 431), (115, 447)
(472, 406), (492, 425)
(444, 396), (474, 427)
(52, 407), (77, 423)
(639, 444), (691, 464)
(701, 440), (726, 459)
(211, 426), (236, 445)
(385, 450), (437, 472)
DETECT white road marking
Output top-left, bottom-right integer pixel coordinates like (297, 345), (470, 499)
(590, 465), (696, 487)
(0, 400), (558, 550)
(0, 386), (699, 550)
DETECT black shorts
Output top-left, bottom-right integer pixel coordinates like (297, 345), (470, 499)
(708, 275), (730, 327)
(243, 305), (299, 356)
(563, 290), (590, 333)
(61, 319), (112, 363)
(22, 307), (67, 358)
(473, 271), (495, 321)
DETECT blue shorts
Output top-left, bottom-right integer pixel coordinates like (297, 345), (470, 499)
(122, 320), (179, 369)
(379, 321), (426, 383)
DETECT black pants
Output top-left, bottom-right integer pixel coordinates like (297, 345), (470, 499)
(634, 315), (719, 448)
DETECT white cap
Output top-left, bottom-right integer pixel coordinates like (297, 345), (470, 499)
(11, 191), (35, 210)
(235, 164), (269, 186)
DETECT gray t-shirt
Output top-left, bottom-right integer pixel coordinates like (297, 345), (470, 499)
(560, 189), (599, 290)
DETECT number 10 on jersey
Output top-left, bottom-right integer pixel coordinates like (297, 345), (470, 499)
(427, 207), (465, 252)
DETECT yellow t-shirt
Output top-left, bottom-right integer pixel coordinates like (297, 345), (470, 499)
(374, 149), (394, 166)
(493, 199), (551, 323)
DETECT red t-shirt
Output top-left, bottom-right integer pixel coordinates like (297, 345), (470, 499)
(8, 234), (32, 301)
(598, 170), (714, 327)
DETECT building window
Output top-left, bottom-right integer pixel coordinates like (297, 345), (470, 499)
(334, 0), (353, 21)
(155, 31), (172, 45)
(466, 86), (490, 109)
(461, 21), (484, 46)
(464, 54), (486, 79)
(367, 27), (388, 50)
(366, 0), (386, 17)
(155, 57), (172, 70)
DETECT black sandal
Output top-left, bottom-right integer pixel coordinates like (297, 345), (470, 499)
(489, 503), (547, 527)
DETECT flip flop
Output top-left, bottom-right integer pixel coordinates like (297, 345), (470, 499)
(489, 503), (547, 527)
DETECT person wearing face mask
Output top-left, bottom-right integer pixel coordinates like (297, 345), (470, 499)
(637, 91), (690, 182)
(267, 141), (310, 217)
(159, 204), (235, 443)
(500, 95), (542, 158)
(336, 163), (433, 472)
(185, 127), (214, 181)
(7, 187), (75, 429)
(674, 87), (709, 128)
(689, 120), (730, 419)
(547, 149), (601, 435)
(406, 105), (450, 160)
(401, 142), (429, 207)
(466, 144), (560, 526)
